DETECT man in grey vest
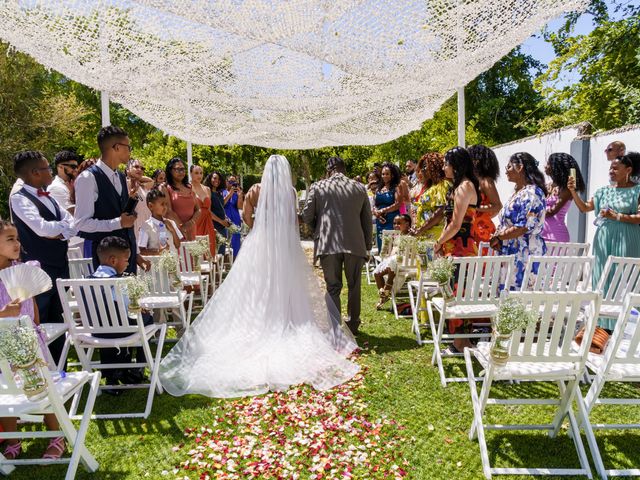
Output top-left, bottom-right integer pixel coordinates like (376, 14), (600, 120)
(301, 156), (373, 334)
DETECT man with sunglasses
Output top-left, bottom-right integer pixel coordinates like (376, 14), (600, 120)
(605, 141), (626, 161)
(49, 150), (81, 214)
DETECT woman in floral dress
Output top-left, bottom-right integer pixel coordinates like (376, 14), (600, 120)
(490, 152), (547, 289)
(410, 152), (450, 240)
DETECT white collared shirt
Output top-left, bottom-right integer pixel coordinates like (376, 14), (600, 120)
(138, 217), (183, 252)
(10, 184), (76, 240)
(47, 175), (74, 212)
(74, 159), (124, 233)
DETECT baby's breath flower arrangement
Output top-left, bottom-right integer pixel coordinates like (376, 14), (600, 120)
(159, 250), (182, 288)
(216, 232), (228, 246)
(186, 241), (210, 272)
(490, 297), (537, 365)
(125, 275), (150, 314)
(0, 316), (48, 398)
(227, 223), (242, 235)
(427, 257), (455, 284)
(416, 239), (435, 267)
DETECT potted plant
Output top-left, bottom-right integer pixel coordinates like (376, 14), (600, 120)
(427, 257), (456, 301)
(490, 297), (536, 366)
(0, 316), (47, 400)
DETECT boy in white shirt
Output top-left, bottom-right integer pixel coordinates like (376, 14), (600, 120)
(138, 189), (183, 255)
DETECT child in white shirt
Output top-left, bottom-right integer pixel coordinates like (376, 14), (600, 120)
(138, 188), (183, 255)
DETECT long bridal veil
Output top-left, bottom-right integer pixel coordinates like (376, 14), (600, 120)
(159, 155), (360, 398)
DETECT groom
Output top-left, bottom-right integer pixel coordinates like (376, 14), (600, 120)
(301, 156), (372, 334)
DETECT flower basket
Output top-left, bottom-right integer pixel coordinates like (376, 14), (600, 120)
(490, 297), (536, 366)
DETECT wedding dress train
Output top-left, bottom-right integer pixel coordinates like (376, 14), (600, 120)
(159, 155), (359, 398)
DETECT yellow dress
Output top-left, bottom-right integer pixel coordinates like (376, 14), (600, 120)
(415, 180), (450, 239)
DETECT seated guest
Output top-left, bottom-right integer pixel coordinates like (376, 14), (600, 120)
(138, 189), (183, 255)
(89, 236), (153, 394)
(374, 214), (411, 309)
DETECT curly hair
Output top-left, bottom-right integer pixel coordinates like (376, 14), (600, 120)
(376, 162), (401, 191)
(509, 152), (547, 196)
(547, 153), (585, 193)
(468, 144), (500, 181)
(417, 152), (445, 188)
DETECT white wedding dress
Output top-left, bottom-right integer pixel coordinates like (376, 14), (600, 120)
(159, 155), (360, 398)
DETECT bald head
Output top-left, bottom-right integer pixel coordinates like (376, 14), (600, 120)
(606, 141), (626, 161)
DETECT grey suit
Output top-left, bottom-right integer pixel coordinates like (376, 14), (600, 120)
(301, 173), (373, 332)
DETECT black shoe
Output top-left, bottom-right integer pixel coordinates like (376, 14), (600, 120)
(122, 369), (148, 384)
(347, 320), (361, 335)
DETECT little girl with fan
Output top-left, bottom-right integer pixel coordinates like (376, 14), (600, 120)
(0, 221), (67, 460)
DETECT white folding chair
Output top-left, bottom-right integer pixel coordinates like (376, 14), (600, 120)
(140, 255), (194, 333)
(545, 241), (590, 257)
(57, 278), (166, 419)
(390, 236), (420, 319)
(178, 241), (210, 308)
(0, 318), (101, 479)
(428, 255), (514, 386)
(68, 258), (95, 279)
(597, 256), (640, 323)
(464, 291), (602, 479)
(195, 235), (217, 293)
(67, 246), (83, 260)
(577, 293), (640, 479)
(521, 255), (594, 292)
(477, 241), (498, 257)
(407, 268), (439, 345)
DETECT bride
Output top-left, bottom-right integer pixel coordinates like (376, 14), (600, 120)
(159, 155), (360, 398)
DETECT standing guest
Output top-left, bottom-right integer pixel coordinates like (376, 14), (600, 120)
(74, 126), (146, 273)
(138, 189), (183, 254)
(205, 171), (232, 254)
(301, 156), (372, 335)
(410, 152), (450, 240)
(223, 174), (244, 258)
(366, 171), (380, 230)
(569, 152), (640, 330)
(242, 182), (261, 229)
(373, 162), (402, 251)
(9, 151), (76, 366)
(490, 152), (547, 289)
(190, 165), (217, 257)
(605, 141), (626, 161)
(49, 149), (80, 214)
(160, 157), (200, 241)
(405, 159), (418, 189)
(542, 153), (585, 242)
(467, 144), (502, 244)
(126, 158), (151, 242)
(152, 168), (166, 187)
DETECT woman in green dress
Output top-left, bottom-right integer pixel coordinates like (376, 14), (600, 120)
(569, 152), (640, 329)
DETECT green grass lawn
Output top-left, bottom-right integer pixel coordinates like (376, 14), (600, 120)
(7, 271), (640, 479)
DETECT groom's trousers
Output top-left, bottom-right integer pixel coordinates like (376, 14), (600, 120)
(319, 253), (365, 328)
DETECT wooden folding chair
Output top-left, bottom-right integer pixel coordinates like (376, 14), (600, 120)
(390, 235), (420, 319)
(68, 258), (95, 280)
(178, 241), (210, 308)
(545, 241), (590, 257)
(57, 278), (166, 419)
(0, 317), (101, 479)
(464, 291), (602, 479)
(597, 256), (640, 323)
(521, 255), (593, 292)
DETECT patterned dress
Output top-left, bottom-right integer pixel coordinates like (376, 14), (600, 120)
(591, 184), (640, 329)
(414, 180), (450, 241)
(471, 192), (496, 243)
(441, 194), (478, 258)
(496, 184), (547, 289)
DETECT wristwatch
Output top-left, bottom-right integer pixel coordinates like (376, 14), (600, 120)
(616, 212), (622, 221)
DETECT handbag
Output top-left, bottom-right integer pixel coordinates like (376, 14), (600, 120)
(575, 326), (610, 354)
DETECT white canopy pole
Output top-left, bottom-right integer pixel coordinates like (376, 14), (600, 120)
(457, 86), (465, 147)
(101, 91), (110, 127)
(187, 141), (193, 180)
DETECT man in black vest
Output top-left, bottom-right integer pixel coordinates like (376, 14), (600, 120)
(10, 151), (76, 365)
(74, 126), (148, 273)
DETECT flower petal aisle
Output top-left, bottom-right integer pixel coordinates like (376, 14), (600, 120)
(165, 368), (409, 479)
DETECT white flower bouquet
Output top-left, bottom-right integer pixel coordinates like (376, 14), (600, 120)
(427, 257), (455, 284)
(159, 249), (178, 273)
(490, 297), (537, 365)
(227, 223), (242, 235)
(125, 275), (150, 313)
(216, 232), (228, 246)
(186, 241), (210, 272)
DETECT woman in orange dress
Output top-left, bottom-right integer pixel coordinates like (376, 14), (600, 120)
(160, 157), (200, 241)
(468, 145), (502, 248)
(190, 165), (216, 257)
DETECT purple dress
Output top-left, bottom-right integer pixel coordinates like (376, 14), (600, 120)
(0, 261), (36, 319)
(541, 193), (571, 242)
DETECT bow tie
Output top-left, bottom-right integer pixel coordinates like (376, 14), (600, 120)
(37, 190), (50, 197)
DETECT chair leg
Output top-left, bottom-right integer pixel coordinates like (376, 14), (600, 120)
(556, 381), (594, 479)
(56, 335), (71, 371)
(142, 325), (166, 418)
(408, 284), (421, 344)
(550, 379), (578, 438)
(464, 348), (492, 479)
(574, 390), (607, 480)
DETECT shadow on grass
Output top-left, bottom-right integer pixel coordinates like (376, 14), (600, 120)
(356, 331), (421, 354)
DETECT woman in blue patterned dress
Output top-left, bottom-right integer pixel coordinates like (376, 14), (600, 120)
(373, 162), (402, 251)
(490, 152), (547, 289)
(569, 152), (640, 330)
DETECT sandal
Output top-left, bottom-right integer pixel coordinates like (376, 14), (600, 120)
(3, 441), (22, 460)
(375, 287), (392, 310)
(42, 436), (65, 460)
(441, 344), (461, 356)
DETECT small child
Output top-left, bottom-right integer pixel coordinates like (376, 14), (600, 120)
(138, 188), (183, 255)
(89, 236), (153, 394)
(374, 214), (412, 309)
(0, 221), (66, 460)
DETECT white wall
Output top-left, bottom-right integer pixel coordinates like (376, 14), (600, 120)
(490, 124), (640, 248)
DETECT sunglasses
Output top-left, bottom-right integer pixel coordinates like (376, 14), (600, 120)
(113, 143), (133, 152)
(172, 167), (186, 172)
(60, 163), (78, 170)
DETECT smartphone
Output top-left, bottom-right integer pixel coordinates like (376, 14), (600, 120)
(569, 168), (576, 180)
(124, 196), (139, 215)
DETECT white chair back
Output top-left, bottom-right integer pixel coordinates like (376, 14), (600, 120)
(505, 291), (601, 365)
(451, 255), (515, 304)
(67, 246), (83, 260)
(521, 255), (593, 292)
(597, 256), (640, 309)
(143, 256), (178, 295)
(178, 241), (200, 273)
(477, 241), (498, 257)
(379, 230), (399, 258)
(545, 241), (590, 256)
(395, 235), (419, 270)
(69, 258), (95, 279)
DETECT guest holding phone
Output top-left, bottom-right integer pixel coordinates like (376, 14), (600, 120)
(223, 174), (244, 258)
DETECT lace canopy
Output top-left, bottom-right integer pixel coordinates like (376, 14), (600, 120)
(0, 1), (586, 148)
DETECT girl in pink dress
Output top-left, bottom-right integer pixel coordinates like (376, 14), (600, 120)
(542, 153), (585, 242)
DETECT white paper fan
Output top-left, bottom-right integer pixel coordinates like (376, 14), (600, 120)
(0, 263), (52, 302)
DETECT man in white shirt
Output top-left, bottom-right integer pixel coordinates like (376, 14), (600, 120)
(48, 150), (80, 213)
(10, 150), (76, 365)
(74, 125), (148, 273)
